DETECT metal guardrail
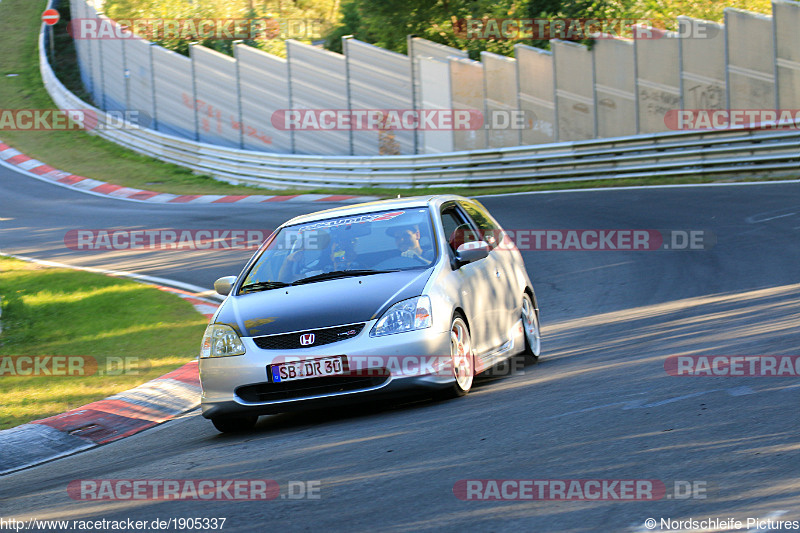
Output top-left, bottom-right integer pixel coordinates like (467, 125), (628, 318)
(39, 18), (800, 190)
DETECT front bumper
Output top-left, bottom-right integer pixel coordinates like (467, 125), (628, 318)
(199, 321), (454, 419)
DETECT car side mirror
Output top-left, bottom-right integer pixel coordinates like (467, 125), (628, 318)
(214, 275), (237, 296)
(455, 241), (490, 266)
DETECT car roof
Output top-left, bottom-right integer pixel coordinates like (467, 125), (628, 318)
(280, 194), (469, 227)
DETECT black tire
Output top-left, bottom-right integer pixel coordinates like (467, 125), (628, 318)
(436, 313), (475, 399)
(521, 293), (542, 359)
(211, 415), (258, 433)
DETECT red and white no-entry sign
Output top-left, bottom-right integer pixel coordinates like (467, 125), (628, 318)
(42, 9), (60, 26)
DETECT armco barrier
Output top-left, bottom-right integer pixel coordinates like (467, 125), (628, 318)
(39, 6), (800, 190)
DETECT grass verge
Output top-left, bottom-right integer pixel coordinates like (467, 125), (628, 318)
(0, 0), (796, 198)
(0, 256), (208, 430)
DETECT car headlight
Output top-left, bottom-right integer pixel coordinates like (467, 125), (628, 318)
(200, 324), (246, 358)
(371, 296), (432, 337)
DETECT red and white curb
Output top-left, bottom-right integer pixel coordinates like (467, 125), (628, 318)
(0, 139), (380, 205)
(0, 257), (219, 476)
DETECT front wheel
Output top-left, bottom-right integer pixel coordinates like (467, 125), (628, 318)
(211, 415), (258, 433)
(521, 293), (542, 358)
(436, 314), (474, 399)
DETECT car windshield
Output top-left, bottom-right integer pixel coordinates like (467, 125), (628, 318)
(239, 208), (436, 292)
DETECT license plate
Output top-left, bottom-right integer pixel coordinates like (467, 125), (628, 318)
(270, 356), (346, 383)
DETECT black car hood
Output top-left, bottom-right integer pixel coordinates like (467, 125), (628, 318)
(216, 269), (433, 337)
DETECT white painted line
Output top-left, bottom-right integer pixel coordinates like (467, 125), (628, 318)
(0, 252), (223, 302)
(726, 385), (756, 396)
(235, 195), (275, 203)
(184, 195), (226, 204)
(17, 159), (44, 170)
(286, 194), (328, 202)
(69, 178), (106, 190)
(144, 193), (179, 203)
(637, 390), (719, 408)
(0, 148), (22, 160)
(746, 211), (796, 223)
(476, 179), (800, 199)
(106, 186), (145, 198)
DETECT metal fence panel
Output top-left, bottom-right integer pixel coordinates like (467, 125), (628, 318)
(151, 46), (196, 140)
(418, 57), (453, 153)
(98, 17), (126, 112)
(773, 0), (800, 109)
(234, 44), (291, 154)
(408, 37), (467, 153)
(515, 44), (556, 144)
(191, 45), (241, 149)
(635, 28), (681, 133)
(553, 40), (595, 141)
(344, 38), (414, 156)
(725, 9), (776, 109)
(481, 52), (520, 148)
(86, 4), (103, 106)
(678, 17), (726, 111)
(593, 36), (636, 137)
(450, 58), (487, 151)
(287, 40), (349, 156)
(70, 0), (93, 96)
(125, 37), (155, 130)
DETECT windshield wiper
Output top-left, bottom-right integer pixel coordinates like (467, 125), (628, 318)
(239, 280), (290, 293)
(291, 269), (399, 286)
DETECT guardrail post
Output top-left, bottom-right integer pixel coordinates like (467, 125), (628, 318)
(189, 42), (200, 142)
(407, 35), (419, 155)
(148, 42), (158, 131)
(343, 35), (355, 156)
(233, 41), (245, 150)
(97, 12), (106, 110)
(286, 41), (296, 154)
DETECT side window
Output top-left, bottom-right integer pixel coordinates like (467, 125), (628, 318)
(459, 200), (501, 248)
(441, 205), (480, 254)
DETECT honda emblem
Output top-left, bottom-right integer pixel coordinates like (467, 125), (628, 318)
(300, 333), (315, 346)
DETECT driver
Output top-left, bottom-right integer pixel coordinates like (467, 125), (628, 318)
(387, 224), (431, 265)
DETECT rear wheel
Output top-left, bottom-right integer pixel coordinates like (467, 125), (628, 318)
(437, 314), (474, 399)
(521, 293), (541, 358)
(211, 415), (258, 433)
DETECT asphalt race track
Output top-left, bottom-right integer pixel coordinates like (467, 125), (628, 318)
(2, 163), (800, 532)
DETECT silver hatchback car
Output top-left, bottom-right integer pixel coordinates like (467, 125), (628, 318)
(200, 195), (541, 432)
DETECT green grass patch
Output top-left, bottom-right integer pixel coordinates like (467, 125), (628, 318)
(0, 0), (796, 198)
(0, 256), (208, 430)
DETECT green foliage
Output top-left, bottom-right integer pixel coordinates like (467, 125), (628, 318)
(103, 0), (342, 57)
(323, 0), (773, 58)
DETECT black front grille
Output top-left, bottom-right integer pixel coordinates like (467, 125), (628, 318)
(236, 375), (387, 403)
(252, 324), (365, 350)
